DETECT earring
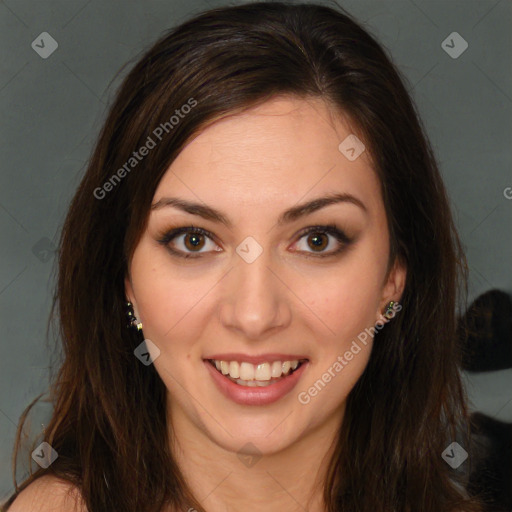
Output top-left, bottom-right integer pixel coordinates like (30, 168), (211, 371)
(384, 300), (399, 319)
(126, 301), (143, 331)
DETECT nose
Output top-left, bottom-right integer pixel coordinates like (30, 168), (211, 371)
(218, 249), (291, 340)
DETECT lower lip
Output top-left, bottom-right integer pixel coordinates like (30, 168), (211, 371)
(203, 360), (309, 406)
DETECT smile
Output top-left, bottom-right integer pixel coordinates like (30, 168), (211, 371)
(208, 358), (307, 386)
(203, 357), (310, 405)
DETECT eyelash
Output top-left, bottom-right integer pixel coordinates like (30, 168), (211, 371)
(156, 223), (354, 260)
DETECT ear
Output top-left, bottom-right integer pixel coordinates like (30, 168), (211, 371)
(375, 257), (407, 325)
(125, 274), (137, 311)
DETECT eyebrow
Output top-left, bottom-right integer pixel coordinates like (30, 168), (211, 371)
(151, 192), (367, 228)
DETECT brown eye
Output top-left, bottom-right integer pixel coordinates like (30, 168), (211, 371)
(293, 224), (353, 257)
(184, 232), (206, 251)
(157, 223), (354, 260)
(157, 226), (220, 259)
(307, 232), (329, 252)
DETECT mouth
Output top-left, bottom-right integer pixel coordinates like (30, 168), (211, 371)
(203, 356), (309, 406)
(206, 358), (308, 387)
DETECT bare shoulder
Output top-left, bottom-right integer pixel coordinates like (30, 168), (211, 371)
(8, 475), (86, 512)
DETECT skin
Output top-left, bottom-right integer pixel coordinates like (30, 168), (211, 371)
(125, 95), (406, 512)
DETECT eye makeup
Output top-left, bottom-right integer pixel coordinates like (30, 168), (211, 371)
(155, 222), (357, 260)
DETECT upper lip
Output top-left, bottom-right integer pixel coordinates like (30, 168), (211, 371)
(204, 353), (309, 364)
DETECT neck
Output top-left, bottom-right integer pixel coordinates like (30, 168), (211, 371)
(166, 400), (345, 512)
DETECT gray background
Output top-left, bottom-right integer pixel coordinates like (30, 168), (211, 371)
(1, 0), (511, 502)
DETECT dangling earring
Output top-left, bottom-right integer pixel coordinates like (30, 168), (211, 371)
(384, 300), (399, 319)
(126, 301), (143, 331)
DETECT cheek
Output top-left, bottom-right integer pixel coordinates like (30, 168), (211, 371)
(299, 256), (384, 344)
(130, 246), (211, 346)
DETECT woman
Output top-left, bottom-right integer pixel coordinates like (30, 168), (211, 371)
(2, 2), (486, 511)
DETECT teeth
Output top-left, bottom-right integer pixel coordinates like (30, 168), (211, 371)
(254, 363), (271, 381)
(211, 359), (303, 381)
(220, 361), (230, 375)
(239, 362), (255, 380)
(229, 361), (240, 378)
(271, 361), (282, 378)
(236, 378), (274, 387)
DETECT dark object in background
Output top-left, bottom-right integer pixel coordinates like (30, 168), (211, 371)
(459, 289), (512, 372)
(467, 412), (512, 512)
(457, 289), (512, 510)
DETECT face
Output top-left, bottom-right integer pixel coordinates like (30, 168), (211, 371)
(125, 95), (406, 456)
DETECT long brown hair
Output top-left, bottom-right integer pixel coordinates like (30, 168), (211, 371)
(3, 2), (486, 511)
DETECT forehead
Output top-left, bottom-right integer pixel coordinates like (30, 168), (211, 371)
(153, 96), (382, 220)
